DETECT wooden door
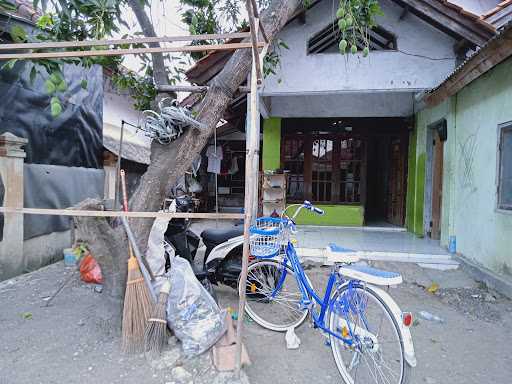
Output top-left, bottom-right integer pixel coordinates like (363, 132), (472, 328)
(431, 131), (444, 239)
(386, 138), (406, 226)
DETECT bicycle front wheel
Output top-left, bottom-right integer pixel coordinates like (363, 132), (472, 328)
(328, 284), (411, 384)
(240, 260), (308, 332)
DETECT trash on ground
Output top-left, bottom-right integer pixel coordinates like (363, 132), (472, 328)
(166, 256), (226, 357)
(285, 326), (301, 349)
(427, 282), (439, 294)
(418, 310), (444, 323)
(79, 253), (103, 284)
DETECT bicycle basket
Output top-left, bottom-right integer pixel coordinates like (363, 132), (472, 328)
(249, 217), (283, 258)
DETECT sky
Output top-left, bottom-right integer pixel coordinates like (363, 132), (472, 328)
(116, 1), (193, 80)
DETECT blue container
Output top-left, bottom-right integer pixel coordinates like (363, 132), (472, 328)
(63, 248), (77, 266)
(448, 236), (457, 254)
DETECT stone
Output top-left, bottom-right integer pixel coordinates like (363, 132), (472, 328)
(425, 377), (437, 384)
(171, 366), (193, 383)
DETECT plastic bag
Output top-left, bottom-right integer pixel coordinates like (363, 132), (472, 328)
(285, 327), (301, 349)
(165, 256), (226, 357)
(79, 253), (103, 284)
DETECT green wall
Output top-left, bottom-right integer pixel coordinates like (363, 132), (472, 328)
(413, 57), (512, 277)
(290, 204), (364, 226)
(262, 118), (281, 171)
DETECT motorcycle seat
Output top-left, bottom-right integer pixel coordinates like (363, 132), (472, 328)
(201, 226), (244, 245)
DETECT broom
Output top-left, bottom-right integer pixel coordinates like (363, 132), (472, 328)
(144, 279), (171, 357)
(120, 169), (152, 353)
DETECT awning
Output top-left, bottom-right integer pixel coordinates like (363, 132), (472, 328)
(103, 122), (151, 165)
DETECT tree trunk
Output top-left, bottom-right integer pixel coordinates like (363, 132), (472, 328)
(126, 0), (168, 87)
(77, 0), (302, 311)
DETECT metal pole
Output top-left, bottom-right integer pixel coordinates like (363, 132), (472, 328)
(114, 120), (125, 211)
(235, 19), (259, 377)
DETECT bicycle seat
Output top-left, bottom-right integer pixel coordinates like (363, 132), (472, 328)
(338, 264), (403, 286)
(201, 226), (244, 246)
(325, 243), (361, 263)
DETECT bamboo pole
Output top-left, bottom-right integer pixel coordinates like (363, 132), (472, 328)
(0, 42), (263, 60)
(0, 32), (252, 51)
(0, 207), (243, 219)
(235, 23), (260, 377)
(245, 0), (263, 84)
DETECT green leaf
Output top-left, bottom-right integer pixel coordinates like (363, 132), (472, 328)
(50, 96), (59, 105)
(51, 100), (62, 117)
(10, 25), (27, 43)
(1, 59), (18, 71)
(45, 79), (56, 94)
(80, 79), (88, 90)
(56, 80), (67, 92)
(49, 72), (63, 84)
(29, 66), (37, 85)
(21, 312), (32, 320)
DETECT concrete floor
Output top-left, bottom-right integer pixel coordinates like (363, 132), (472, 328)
(218, 261), (512, 384)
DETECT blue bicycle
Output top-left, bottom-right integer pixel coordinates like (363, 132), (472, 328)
(241, 201), (416, 384)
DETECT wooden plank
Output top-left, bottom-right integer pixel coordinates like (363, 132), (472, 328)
(391, 0), (491, 46)
(426, 28), (512, 106)
(0, 42), (264, 60)
(0, 206), (243, 219)
(156, 85), (250, 94)
(0, 32), (251, 51)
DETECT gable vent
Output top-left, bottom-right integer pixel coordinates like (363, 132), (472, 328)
(307, 23), (397, 54)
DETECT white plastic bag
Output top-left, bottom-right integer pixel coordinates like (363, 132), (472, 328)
(166, 256), (226, 357)
(285, 327), (301, 350)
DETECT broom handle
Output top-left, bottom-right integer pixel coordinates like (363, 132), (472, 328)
(121, 216), (157, 303)
(119, 170), (134, 258)
(119, 170), (156, 283)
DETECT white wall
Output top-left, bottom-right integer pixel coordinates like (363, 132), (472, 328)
(262, 0), (458, 99)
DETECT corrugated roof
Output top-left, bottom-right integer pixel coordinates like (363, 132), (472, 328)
(426, 20), (512, 100)
(0, 0), (41, 23)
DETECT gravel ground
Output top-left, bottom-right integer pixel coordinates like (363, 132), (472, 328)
(1, 260), (511, 384)
(217, 261), (512, 384)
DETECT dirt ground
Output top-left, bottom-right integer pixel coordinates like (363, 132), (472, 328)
(1, 260), (511, 384)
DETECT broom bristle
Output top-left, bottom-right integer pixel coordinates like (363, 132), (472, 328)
(144, 290), (169, 357)
(122, 257), (152, 353)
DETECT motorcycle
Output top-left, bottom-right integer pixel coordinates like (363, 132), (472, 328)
(163, 195), (245, 296)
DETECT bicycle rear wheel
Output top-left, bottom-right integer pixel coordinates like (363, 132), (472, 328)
(240, 260), (308, 332)
(328, 284), (411, 384)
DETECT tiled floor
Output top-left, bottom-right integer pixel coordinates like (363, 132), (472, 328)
(296, 225), (449, 255)
(191, 219), (450, 256)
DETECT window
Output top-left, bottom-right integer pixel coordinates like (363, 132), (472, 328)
(282, 137), (305, 201)
(312, 139), (333, 202)
(282, 134), (364, 204)
(307, 24), (397, 54)
(498, 123), (512, 210)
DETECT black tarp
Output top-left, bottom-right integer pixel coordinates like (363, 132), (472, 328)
(0, 62), (103, 168)
(23, 164), (104, 239)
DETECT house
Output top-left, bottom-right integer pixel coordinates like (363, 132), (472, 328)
(410, 21), (512, 289)
(186, 0), (496, 223)
(184, 0), (512, 288)
(0, 1), (149, 280)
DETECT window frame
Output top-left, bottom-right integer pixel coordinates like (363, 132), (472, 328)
(497, 121), (512, 212)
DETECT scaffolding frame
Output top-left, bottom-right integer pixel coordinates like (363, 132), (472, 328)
(0, 0), (267, 376)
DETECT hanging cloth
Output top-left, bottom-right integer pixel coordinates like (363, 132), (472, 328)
(206, 145), (223, 174)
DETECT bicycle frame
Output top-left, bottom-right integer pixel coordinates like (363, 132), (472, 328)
(274, 240), (360, 347)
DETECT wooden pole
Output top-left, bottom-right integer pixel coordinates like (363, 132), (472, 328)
(0, 42), (263, 60)
(0, 207), (243, 220)
(0, 32), (252, 51)
(245, 0), (263, 84)
(235, 23), (260, 377)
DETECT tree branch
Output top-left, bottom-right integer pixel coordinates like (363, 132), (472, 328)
(126, 0), (168, 87)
